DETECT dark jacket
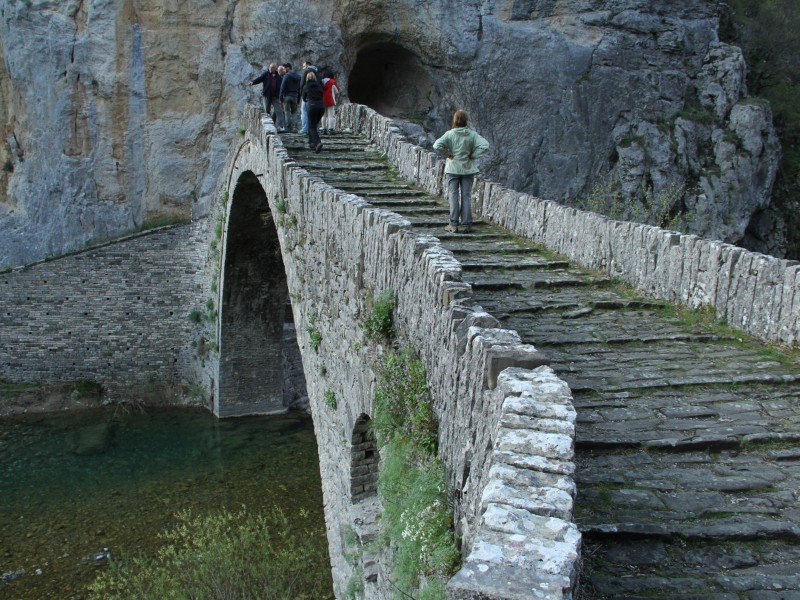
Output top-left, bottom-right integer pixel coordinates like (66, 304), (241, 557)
(303, 79), (324, 108)
(251, 71), (282, 97)
(298, 65), (318, 99)
(280, 71), (302, 100)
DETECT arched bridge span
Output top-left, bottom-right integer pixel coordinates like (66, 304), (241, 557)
(209, 103), (800, 599)
(210, 106), (570, 598)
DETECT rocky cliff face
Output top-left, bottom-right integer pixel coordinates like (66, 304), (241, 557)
(0, 0), (782, 268)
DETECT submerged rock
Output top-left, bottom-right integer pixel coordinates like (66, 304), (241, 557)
(68, 421), (115, 456)
(1, 569), (24, 582)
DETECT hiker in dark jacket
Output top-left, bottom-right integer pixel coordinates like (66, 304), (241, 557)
(249, 63), (285, 131)
(279, 63), (302, 132)
(297, 60), (318, 134)
(303, 71), (325, 153)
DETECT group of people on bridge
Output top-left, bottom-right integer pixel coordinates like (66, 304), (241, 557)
(248, 60), (339, 153)
(249, 63), (490, 233)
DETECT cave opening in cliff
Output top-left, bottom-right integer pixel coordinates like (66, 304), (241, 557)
(348, 42), (435, 118)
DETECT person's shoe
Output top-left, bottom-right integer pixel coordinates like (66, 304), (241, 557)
(298, 129), (307, 134)
(461, 225), (472, 234)
(315, 142), (323, 153)
(444, 224), (458, 233)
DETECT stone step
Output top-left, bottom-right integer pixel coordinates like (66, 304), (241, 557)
(348, 191), (435, 201)
(373, 206), (450, 216)
(460, 258), (571, 270)
(331, 181), (416, 191)
(292, 159), (387, 172)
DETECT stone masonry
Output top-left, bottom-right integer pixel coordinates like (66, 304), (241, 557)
(0, 223), (211, 396)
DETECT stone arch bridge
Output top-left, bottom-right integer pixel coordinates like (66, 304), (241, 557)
(2, 103), (799, 598)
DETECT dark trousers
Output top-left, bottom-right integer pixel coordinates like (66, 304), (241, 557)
(307, 104), (325, 147)
(264, 95), (284, 129)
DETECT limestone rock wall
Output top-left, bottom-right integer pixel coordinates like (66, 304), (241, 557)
(0, 0), (785, 270)
(0, 0), (254, 267)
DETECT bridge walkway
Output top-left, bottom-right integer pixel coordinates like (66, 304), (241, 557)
(281, 132), (800, 599)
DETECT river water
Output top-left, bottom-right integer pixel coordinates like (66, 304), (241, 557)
(0, 406), (330, 598)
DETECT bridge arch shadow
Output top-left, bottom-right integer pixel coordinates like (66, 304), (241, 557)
(216, 169), (294, 417)
(348, 41), (436, 120)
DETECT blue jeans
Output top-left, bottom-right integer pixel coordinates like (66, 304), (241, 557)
(299, 99), (308, 132)
(446, 174), (474, 226)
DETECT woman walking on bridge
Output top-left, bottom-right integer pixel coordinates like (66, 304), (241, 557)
(433, 109), (490, 234)
(302, 71), (325, 153)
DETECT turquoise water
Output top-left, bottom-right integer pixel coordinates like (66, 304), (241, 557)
(0, 406), (330, 598)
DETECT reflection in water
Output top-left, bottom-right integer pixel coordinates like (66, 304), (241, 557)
(0, 406), (330, 598)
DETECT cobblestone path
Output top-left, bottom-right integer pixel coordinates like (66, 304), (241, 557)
(283, 132), (800, 599)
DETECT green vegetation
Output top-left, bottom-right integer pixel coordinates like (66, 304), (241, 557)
(373, 348), (437, 454)
(722, 0), (800, 258)
(88, 507), (332, 600)
(676, 103), (714, 125)
(324, 389), (337, 410)
(214, 214), (225, 241)
(373, 347), (460, 599)
(407, 110), (429, 125)
(0, 378), (36, 389)
(362, 290), (396, 342)
(576, 175), (687, 231)
(74, 378), (103, 397)
(189, 299), (218, 359)
(343, 528), (365, 600)
(307, 314), (322, 352)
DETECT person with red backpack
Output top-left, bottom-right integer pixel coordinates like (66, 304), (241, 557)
(321, 72), (340, 135)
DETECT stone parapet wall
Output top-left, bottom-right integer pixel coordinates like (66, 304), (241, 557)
(472, 187), (800, 347)
(339, 102), (798, 347)
(0, 223), (212, 394)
